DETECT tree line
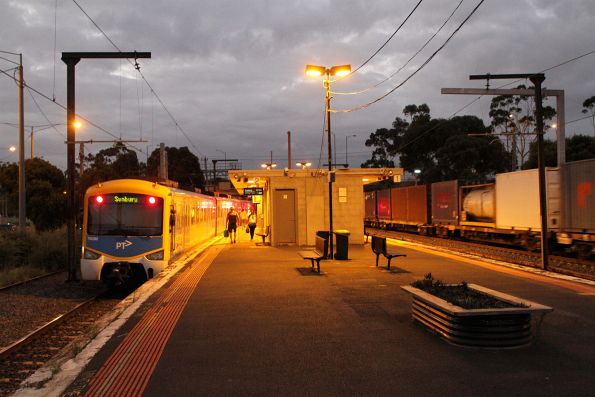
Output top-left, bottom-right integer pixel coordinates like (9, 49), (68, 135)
(362, 91), (595, 184)
(0, 145), (206, 231)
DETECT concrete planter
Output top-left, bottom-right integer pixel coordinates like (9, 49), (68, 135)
(401, 284), (552, 348)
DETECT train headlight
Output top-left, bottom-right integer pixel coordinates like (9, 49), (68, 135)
(83, 248), (101, 260)
(145, 250), (164, 260)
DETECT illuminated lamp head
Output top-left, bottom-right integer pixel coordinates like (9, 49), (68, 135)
(95, 195), (104, 204)
(148, 196), (157, 205)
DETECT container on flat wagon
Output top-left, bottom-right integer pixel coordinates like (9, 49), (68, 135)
(364, 191), (377, 221)
(390, 185), (430, 224)
(495, 168), (560, 231)
(460, 183), (495, 225)
(376, 189), (391, 221)
(431, 180), (458, 225)
(562, 158), (595, 233)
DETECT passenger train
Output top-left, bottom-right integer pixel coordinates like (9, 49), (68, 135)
(81, 179), (254, 285)
(365, 158), (594, 259)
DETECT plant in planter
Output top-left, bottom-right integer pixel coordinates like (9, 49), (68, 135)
(402, 273), (553, 348)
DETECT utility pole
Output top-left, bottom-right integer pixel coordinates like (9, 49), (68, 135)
(62, 51), (151, 282)
(462, 73), (549, 270)
(18, 54), (26, 231)
(287, 131), (291, 169)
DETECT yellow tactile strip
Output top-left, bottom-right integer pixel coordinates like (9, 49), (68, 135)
(84, 245), (222, 397)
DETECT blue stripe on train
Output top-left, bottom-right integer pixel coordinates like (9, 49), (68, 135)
(86, 235), (163, 257)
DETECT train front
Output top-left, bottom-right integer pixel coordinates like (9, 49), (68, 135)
(81, 180), (170, 285)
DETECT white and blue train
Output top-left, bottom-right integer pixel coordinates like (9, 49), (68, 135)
(81, 179), (253, 285)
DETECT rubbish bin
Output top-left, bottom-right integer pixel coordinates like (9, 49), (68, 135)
(333, 230), (350, 260)
(316, 230), (330, 240)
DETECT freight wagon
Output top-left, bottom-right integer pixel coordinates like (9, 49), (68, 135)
(364, 159), (594, 258)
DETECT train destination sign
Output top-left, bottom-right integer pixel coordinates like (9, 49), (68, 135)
(243, 188), (263, 196)
(114, 195), (139, 204)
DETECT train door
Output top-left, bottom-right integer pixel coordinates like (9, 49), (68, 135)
(273, 189), (296, 244)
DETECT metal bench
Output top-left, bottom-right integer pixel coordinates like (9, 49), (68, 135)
(371, 235), (406, 270)
(298, 236), (329, 273)
(255, 225), (270, 245)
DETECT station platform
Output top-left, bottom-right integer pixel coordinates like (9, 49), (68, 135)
(33, 237), (595, 396)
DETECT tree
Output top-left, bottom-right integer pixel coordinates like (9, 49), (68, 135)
(361, 128), (397, 168)
(146, 146), (205, 191)
(489, 85), (556, 170)
(362, 104), (510, 183)
(582, 95), (595, 134)
(523, 134), (595, 169)
(78, 142), (143, 197)
(0, 158), (67, 231)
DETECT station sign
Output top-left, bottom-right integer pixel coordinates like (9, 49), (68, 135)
(244, 187), (263, 196)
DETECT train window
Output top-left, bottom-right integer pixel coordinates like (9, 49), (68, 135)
(88, 194), (163, 236)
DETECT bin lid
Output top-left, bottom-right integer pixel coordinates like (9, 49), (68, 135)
(333, 229), (350, 235)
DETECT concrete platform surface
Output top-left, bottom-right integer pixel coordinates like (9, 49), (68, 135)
(67, 238), (595, 397)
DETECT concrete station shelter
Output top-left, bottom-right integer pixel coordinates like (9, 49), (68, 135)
(229, 167), (403, 247)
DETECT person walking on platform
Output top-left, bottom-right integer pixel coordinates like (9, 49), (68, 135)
(247, 211), (257, 240)
(226, 207), (239, 243)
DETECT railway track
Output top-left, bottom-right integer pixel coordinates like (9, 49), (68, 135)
(368, 228), (595, 282)
(0, 270), (65, 291)
(0, 283), (122, 396)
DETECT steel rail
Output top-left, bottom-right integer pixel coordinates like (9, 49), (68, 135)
(0, 295), (98, 359)
(0, 270), (65, 291)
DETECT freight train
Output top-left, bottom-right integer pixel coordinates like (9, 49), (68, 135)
(365, 158), (594, 259)
(81, 179), (254, 285)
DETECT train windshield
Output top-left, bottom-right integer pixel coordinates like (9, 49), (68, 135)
(87, 193), (163, 236)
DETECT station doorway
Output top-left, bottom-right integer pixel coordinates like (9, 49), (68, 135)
(273, 189), (296, 244)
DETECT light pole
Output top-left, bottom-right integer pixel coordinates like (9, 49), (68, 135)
(345, 134), (356, 167)
(305, 64), (351, 258)
(414, 169), (421, 185)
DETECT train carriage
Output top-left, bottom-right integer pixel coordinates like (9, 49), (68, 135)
(81, 179), (252, 285)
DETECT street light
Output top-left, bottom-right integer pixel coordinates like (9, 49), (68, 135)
(296, 161), (312, 169)
(260, 162), (277, 170)
(305, 63), (351, 259)
(345, 134), (356, 167)
(414, 169), (421, 185)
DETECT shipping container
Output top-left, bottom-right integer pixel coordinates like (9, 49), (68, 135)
(390, 185), (430, 227)
(376, 189), (391, 221)
(562, 158), (595, 232)
(495, 168), (560, 231)
(364, 191), (377, 222)
(431, 180), (458, 225)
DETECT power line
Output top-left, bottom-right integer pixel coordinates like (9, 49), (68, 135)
(0, 67), (144, 153)
(26, 87), (66, 138)
(333, 0), (464, 96)
(387, 48), (595, 154)
(333, 0), (486, 113)
(349, 0), (424, 76)
(70, 0), (204, 157)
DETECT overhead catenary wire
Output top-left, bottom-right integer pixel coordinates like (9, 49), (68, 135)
(390, 48), (595, 153)
(332, 0), (464, 96)
(70, 0), (204, 157)
(333, 0), (486, 114)
(348, 0), (424, 77)
(26, 87), (66, 138)
(0, 67), (144, 153)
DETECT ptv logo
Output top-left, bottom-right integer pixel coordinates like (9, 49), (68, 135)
(116, 240), (133, 250)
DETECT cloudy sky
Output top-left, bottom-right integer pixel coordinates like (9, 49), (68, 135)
(1, 0), (594, 172)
